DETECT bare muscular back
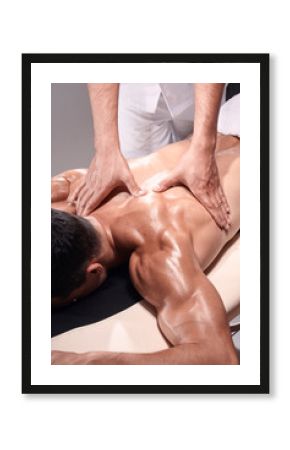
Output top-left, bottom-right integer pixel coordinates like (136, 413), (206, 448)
(52, 135), (239, 271)
(127, 137), (240, 268)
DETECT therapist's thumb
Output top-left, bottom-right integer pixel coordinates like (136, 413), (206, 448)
(125, 173), (146, 197)
(153, 174), (178, 192)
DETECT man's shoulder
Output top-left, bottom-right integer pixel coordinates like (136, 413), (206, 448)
(52, 169), (87, 182)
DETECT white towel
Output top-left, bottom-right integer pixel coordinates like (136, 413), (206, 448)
(218, 93), (240, 137)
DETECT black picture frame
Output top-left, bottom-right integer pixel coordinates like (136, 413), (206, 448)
(22, 53), (269, 394)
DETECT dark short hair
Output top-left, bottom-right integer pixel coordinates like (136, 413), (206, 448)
(51, 209), (100, 298)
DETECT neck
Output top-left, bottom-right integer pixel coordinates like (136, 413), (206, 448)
(85, 216), (119, 269)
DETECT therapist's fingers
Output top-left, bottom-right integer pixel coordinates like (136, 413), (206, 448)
(219, 187), (231, 214)
(212, 195), (229, 230)
(77, 188), (107, 216)
(192, 190), (228, 230)
(77, 191), (95, 216)
(76, 173), (145, 216)
(213, 205), (229, 230)
(221, 202), (230, 229)
(199, 184), (230, 230)
(68, 179), (86, 203)
(122, 171), (146, 197)
(217, 187), (231, 229)
(208, 204), (227, 230)
(213, 190), (228, 229)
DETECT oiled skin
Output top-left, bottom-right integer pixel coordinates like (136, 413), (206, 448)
(51, 134), (240, 365)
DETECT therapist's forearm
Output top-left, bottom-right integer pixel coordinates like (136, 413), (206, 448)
(87, 83), (120, 154)
(192, 83), (224, 149)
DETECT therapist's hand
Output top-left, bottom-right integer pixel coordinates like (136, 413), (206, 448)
(69, 149), (146, 216)
(153, 140), (231, 230)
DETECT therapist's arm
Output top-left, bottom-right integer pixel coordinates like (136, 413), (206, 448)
(154, 83), (230, 230)
(69, 84), (144, 215)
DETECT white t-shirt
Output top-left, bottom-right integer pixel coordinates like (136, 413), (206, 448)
(119, 83), (226, 117)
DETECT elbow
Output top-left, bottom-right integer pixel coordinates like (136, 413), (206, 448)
(208, 344), (239, 365)
(194, 341), (239, 365)
(204, 331), (240, 365)
(179, 342), (239, 365)
(219, 350), (239, 365)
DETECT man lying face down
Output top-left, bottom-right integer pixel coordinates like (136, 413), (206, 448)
(51, 133), (240, 365)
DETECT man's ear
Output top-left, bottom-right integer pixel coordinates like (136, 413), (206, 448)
(86, 262), (104, 276)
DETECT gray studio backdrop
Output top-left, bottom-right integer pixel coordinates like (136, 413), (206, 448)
(51, 84), (94, 176)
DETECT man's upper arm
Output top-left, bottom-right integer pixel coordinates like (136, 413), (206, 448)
(129, 228), (232, 348)
(51, 169), (85, 211)
(51, 175), (70, 203)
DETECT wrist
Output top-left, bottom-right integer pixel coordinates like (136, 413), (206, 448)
(94, 133), (121, 155)
(94, 141), (121, 156)
(190, 134), (216, 155)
